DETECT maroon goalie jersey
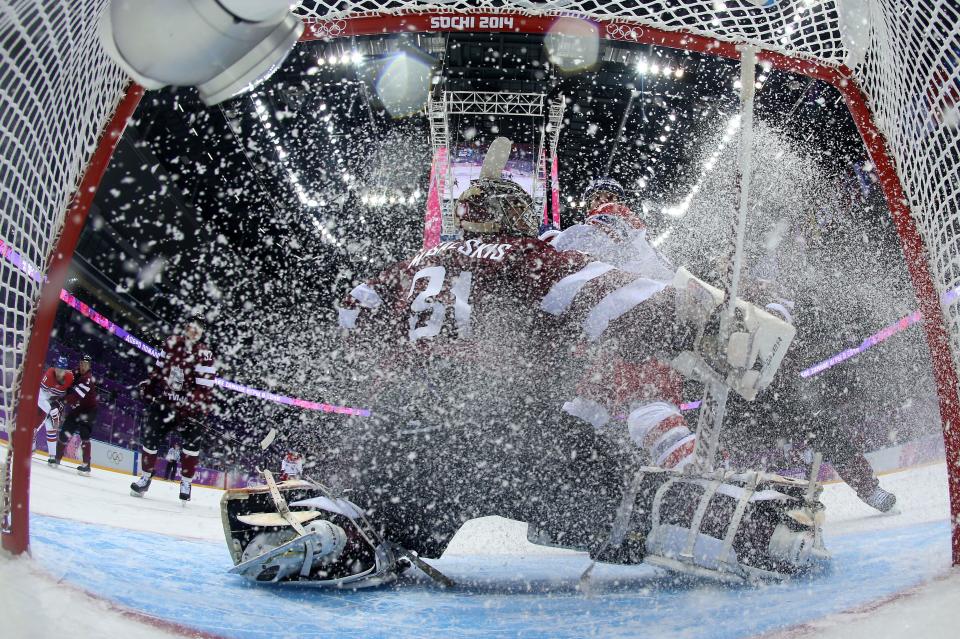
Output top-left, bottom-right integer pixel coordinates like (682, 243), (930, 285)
(338, 235), (671, 361)
(143, 335), (216, 416)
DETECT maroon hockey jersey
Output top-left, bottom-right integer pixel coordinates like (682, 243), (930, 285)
(143, 335), (216, 416)
(338, 235), (672, 364)
(65, 368), (97, 414)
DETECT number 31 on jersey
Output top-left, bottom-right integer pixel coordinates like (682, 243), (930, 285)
(407, 266), (474, 341)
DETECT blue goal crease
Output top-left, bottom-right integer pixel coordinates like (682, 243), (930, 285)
(27, 513), (953, 639)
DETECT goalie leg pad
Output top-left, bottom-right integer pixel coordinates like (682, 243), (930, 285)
(221, 482), (399, 587)
(593, 469), (830, 581)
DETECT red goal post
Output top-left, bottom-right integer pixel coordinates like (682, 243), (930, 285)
(2, 0), (958, 565)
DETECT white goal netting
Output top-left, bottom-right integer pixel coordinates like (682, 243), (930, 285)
(1, 0), (128, 542)
(1, 0), (958, 556)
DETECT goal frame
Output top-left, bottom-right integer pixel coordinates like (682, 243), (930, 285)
(3, 10), (957, 566)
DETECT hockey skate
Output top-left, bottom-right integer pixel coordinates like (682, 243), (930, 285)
(46, 456), (59, 466)
(76, 464), (91, 476)
(130, 474), (152, 497)
(861, 486), (897, 513)
(179, 479), (192, 502)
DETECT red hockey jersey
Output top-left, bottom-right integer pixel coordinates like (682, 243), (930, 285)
(40, 367), (74, 401)
(143, 335), (216, 416)
(65, 368), (97, 414)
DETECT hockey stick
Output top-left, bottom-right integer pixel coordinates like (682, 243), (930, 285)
(261, 469), (307, 536)
(191, 418), (278, 452)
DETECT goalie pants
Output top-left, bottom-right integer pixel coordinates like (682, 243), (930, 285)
(327, 367), (632, 559)
(138, 402), (203, 479)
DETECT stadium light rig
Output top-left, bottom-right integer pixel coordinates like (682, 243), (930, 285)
(98, 0), (303, 106)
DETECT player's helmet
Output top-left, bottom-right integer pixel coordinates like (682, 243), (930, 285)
(54, 355), (69, 369)
(583, 177), (625, 206)
(454, 178), (538, 238)
(81, 353), (93, 363)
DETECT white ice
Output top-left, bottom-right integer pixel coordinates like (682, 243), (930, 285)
(1, 456), (958, 638)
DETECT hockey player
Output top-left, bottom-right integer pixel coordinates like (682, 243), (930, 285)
(163, 443), (180, 480)
(319, 139), (797, 567)
(50, 353), (98, 475)
(547, 177), (673, 281)
(723, 283), (898, 512)
(543, 177), (693, 470)
(130, 316), (216, 501)
(35, 355), (74, 457)
(583, 176), (626, 212)
(279, 451), (303, 481)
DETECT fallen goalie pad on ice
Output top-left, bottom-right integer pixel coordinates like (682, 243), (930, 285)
(221, 479), (402, 587)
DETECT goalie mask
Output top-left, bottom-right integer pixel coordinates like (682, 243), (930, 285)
(454, 178), (539, 238)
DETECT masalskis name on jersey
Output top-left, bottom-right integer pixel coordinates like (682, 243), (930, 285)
(409, 239), (513, 269)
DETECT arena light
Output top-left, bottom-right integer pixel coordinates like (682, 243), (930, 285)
(251, 96), (330, 217)
(375, 50), (435, 117)
(544, 17), (599, 72)
(663, 114), (740, 218)
(98, 0), (303, 106)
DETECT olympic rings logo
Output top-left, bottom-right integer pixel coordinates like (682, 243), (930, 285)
(306, 19), (347, 39)
(108, 451), (124, 464)
(605, 22), (645, 42)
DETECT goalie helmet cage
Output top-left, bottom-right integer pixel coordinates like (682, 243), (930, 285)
(0, 0), (958, 564)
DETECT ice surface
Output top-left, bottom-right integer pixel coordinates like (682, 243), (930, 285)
(1, 456), (958, 638)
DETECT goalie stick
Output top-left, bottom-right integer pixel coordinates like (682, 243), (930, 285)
(261, 468), (307, 536)
(688, 45), (758, 473)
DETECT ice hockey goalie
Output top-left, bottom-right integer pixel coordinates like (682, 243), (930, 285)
(222, 139), (828, 587)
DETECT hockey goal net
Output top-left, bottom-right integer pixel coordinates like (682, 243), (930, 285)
(2, 0), (958, 563)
